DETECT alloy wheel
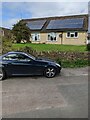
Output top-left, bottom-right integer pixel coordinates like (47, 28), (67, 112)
(0, 69), (3, 80)
(45, 67), (56, 78)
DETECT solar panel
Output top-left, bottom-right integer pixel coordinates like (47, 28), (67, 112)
(46, 18), (84, 29)
(27, 20), (46, 30)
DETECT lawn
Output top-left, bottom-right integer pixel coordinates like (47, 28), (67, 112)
(12, 43), (87, 52)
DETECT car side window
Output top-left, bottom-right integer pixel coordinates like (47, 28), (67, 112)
(3, 54), (18, 60)
(3, 54), (31, 61)
(3, 53), (31, 62)
(17, 54), (31, 61)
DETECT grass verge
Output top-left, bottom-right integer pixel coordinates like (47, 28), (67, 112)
(5, 43), (89, 68)
(12, 43), (87, 52)
(59, 60), (89, 68)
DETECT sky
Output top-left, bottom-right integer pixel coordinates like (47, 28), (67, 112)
(1, 1), (90, 29)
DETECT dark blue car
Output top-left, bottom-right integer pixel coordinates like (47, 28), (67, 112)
(0, 51), (61, 80)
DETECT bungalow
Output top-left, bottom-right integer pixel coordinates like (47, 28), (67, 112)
(22, 14), (88, 45)
(0, 27), (11, 38)
(87, 33), (90, 44)
(0, 27), (4, 36)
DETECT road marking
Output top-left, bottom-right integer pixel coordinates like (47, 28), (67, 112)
(35, 104), (68, 110)
(57, 82), (88, 86)
(81, 74), (88, 76)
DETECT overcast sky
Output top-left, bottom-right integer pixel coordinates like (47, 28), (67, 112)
(1, 1), (89, 29)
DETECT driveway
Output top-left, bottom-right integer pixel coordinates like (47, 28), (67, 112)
(0, 67), (88, 118)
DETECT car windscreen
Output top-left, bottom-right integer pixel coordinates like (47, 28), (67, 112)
(24, 53), (36, 60)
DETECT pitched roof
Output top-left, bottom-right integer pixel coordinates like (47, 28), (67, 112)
(0, 27), (11, 31)
(0, 27), (11, 37)
(22, 14), (88, 32)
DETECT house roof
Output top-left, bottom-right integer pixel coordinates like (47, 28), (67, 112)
(0, 27), (11, 31)
(0, 27), (11, 37)
(22, 14), (88, 33)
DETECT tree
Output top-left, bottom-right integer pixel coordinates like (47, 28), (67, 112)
(1, 36), (12, 54)
(12, 20), (31, 43)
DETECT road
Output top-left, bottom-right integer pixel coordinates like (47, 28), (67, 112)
(0, 67), (88, 118)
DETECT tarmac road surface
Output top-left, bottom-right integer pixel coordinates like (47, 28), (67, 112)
(0, 67), (88, 118)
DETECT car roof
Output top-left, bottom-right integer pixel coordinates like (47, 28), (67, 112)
(8, 51), (26, 54)
(6, 51), (36, 60)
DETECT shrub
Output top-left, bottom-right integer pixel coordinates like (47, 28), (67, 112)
(2, 36), (13, 54)
(87, 44), (90, 51)
(60, 60), (88, 68)
(17, 46), (38, 57)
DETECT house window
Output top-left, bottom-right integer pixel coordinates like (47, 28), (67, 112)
(48, 33), (57, 41)
(67, 32), (78, 38)
(31, 33), (40, 41)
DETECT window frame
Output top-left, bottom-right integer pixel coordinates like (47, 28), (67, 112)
(47, 32), (57, 41)
(31, 33), (40, 41)
(66, 31), (78, 38)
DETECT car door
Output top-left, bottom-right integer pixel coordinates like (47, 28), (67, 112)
(14, 54), (44, 75)
(12, 55), (35, 75)
(2, 53), (20, 75)
(2, 53), (35, 75)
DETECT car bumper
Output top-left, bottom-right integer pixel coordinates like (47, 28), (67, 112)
(56, 66), (61, 74)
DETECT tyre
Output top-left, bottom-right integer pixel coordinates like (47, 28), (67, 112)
(0, 69), (6, 80)
(44, 66), (56, 78)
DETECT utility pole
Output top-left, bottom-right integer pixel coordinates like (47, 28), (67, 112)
(88, 1), (90, 33)
(87, 1), (90, 44)
(20, 8), (22, 20)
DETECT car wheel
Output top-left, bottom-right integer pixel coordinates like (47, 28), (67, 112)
(0, 69), (6, 80)
(44, 66), (56, 78)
